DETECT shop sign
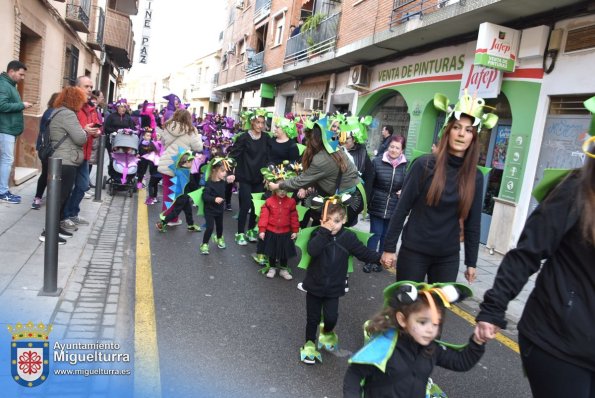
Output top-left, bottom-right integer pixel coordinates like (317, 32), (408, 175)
(373, 47), (466, 88)
(460, 63), (503, 99)
(474, 23), (520, 72)
(139, 0), (154, 64)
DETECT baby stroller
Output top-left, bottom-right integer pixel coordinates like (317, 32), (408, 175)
(102, 128), (140, 197)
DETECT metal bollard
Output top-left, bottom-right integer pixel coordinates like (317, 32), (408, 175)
(40, 157), (63, 296)
(94, 134), (106, 202)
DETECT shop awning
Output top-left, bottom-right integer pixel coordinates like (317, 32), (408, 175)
(293, 82), (328, 103)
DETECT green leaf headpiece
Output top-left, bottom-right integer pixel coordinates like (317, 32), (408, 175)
(434, 90), (498, 138)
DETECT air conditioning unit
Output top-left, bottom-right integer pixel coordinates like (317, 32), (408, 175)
(227, 43), (235, 54)
(348, 65), (369, 88)
(304, 98), (324, 111)
(437, 0), (458, 8)
(235, 0), (244, 10)
(99, 51), (107, 64)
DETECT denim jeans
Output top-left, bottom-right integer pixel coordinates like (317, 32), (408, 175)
(0, 133), (16, 195)
(367, 215), (391, 253)
(64, 160), (90, 219)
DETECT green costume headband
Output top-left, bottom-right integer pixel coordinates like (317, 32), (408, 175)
(260, 161), (301, 183)
(240, 108), (272, 130)
(203, 156), (235, 181)
(273, 116), (298, 139)
(384, 281), (472, 325)
(340, 115), (373, 144)
(434, 91), (498, 137)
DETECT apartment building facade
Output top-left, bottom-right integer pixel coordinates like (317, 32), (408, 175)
(1, 0), (137, 182)
(215, 0), (595, 254)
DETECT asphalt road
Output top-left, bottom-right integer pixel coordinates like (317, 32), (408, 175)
(142, 196), (532, 398)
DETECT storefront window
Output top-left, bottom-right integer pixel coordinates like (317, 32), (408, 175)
(366, 92), (410, 155)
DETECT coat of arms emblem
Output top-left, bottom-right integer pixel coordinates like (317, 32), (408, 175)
(8, 321), (52, 387)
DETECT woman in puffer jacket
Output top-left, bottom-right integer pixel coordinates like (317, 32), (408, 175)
(157, 109), (203, 224)
(363, 135), (407, 273)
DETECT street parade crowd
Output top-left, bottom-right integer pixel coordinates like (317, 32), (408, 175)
(3, 60), (592, 396)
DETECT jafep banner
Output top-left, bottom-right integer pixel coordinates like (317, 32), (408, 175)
(474, 22), (520, 73)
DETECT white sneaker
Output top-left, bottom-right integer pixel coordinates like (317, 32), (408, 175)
(279, 269), (293, 280)
(266, 268), (277, 278)
(84, 192), (93, 199)
(167, 219), (183, 227)
(297, 282), (307, 292)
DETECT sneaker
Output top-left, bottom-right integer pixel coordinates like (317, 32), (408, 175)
(153, 197), (161, 203)
(60, 219), (79, 231)
(84, 192), (92, 199)
(371, 263), (383, 273)
(363, 263), (373, 273)
(215, 237), (226, 249)
(279, 269), (293, 280)
(187, 224), (202, 232)
(155, 222), (167, 233)
(297, 282), (307, 293)
(235, 233), (247, 246)
(266, 268), (277, 278)
(167, 219), (183, 227)
(200, 243), (209, 255)
(225, 205), (232, 211)
(136, 182), (144, 189)
(69, 216), (89, 225)
(300, 340), (321, 365)
(245, 229), (258, 242)
(59, 227), (73, 239)
(345, 277), (349, 293)
(31, 197), (42, 210)
(144, 197), (155, 205)
(38, 230), (66, 245)
(6, 191), (21, 200)
(0, 192), (20, 204)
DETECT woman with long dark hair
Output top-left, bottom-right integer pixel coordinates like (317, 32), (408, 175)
(475, 98), (595, 396)
(268, 121), (361, 226)
(381, 94), (498, 283)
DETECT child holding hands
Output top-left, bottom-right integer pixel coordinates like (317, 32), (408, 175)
(343, 281), (486, 397)
(300, 200), (383, 364)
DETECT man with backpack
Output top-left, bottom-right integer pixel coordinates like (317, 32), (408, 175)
(0, 60), (33, 204)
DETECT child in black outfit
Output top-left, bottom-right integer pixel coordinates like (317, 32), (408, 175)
(200, 159), (229, 254)
(155, 152), (202, 232)
(300, 201), (383, 365)
(137, 129), (162, 205)
(343, 281), (485, 397)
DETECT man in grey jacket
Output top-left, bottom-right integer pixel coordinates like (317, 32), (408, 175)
(0, 61), (33, 204)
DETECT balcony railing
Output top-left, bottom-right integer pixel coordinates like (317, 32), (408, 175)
(254, 0), (271, 24)
(104, 8), (134, 68)
(245, 50), (265, 78)
(66, 0), (91, 33)
(389, 0), (455, 30)
(87, 7), (105, 50)
(284, 13), (340, 67)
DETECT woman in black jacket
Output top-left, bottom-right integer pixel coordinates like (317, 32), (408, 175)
(475, 135), (595, 397)
(364, 135), (407, 273)
(104, 100), (135, 154)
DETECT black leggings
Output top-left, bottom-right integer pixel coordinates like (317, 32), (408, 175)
(305, 293), (339, 343)
(395, 246), (460, 283)
(225, 182), (233, 206)
(202, 213), (223, 244)
(163, 194), (194, 225)
(35, 159), (49, 198)
(237, 181), (263, 234)
(520, 334), (595, 398)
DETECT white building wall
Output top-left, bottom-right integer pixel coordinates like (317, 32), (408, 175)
(513, 15), (595, 245)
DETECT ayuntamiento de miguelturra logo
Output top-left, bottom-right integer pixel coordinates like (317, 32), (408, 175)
(8, 322), (52, 387)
